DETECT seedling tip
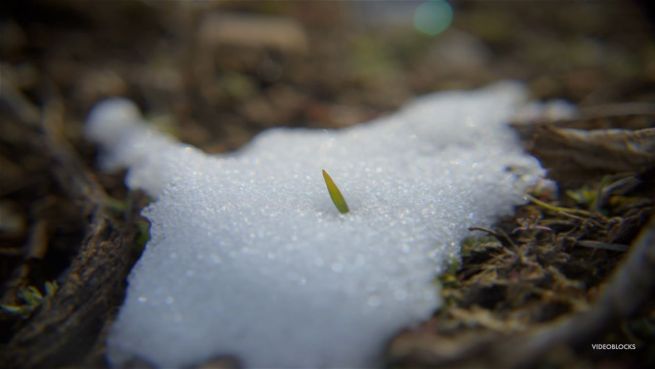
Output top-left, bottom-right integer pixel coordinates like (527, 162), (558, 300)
(322, 169), (350, 214)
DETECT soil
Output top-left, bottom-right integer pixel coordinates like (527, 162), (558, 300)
(1, 1), (654, 368)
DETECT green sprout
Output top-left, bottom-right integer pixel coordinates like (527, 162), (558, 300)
(322, 169), (350, 214)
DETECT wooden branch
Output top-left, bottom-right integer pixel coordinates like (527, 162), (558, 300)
(0, 94), (141, 369)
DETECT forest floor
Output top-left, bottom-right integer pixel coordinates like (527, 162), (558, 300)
(1, 1), (654, 368)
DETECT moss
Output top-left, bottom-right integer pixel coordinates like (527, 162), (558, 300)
(0, 281), (58, 319)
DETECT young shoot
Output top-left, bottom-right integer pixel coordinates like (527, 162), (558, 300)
(322, 169), (350, 214)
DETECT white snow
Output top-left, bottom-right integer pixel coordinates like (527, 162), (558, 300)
(87, 81), (544, 368)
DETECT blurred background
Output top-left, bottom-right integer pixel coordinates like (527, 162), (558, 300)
(1, 1), (654, 368)
(2, 0), (654, 149)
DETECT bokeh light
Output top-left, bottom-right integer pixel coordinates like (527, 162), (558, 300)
(414, 0), (453, 36)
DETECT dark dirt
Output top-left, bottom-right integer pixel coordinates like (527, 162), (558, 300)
(1, 1), (654, 368)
